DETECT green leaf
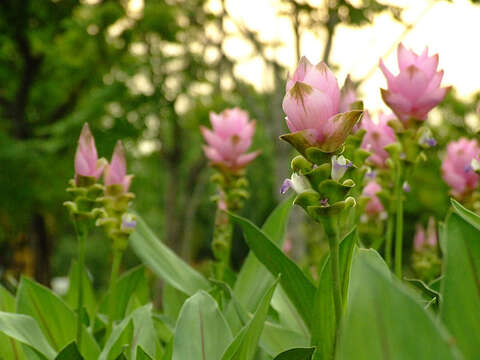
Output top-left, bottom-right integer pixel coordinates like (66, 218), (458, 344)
(0, 312), (56, 360)
(99, 318), (134, 360)
(311, 229), (356, 360)
(136, 346), (153, 360)
(64, 261), (96, 323)
(130, 214), (210, 295)
(99, 266), (147, 321)
(260, 322), (309, 357)
(221, 278), (279, 360)
(230, 212), (316, 331)
(130, 304), (158, 360)
(451, 198), (480, 230)
(0, 285), (26, 360)
(233, 195), (294, 313)
(55, 342), (83, 360)
(172, 291), (233, 360)
(273, 347), (315, 360)
(162, 283), (188, 322)
(337, 249), (460, 360)
(441, 211), (480, 358)
(16, 277), (100, 359)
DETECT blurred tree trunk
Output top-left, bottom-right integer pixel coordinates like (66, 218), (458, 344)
(32, 213), (50, 285)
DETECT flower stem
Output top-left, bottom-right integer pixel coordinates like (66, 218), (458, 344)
(106, 248), (123, 337)
(73, 220), (87, 350)
(322, 216), (343, 335)
(385, 212), (394, 267)
(212, 206), (233, 281)
(394, 160), (404, 278)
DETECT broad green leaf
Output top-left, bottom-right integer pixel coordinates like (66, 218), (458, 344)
(136, 346), (153, 360)
(0, 312), (56, 360)
(221, 278), (279, 360)
(16, 277), (100, 359)
(130, 304), (158, 360)
(311, 229), (356, 360)
(55, 342), (83, 359)
(441, 211), (480, 358)
(336, 249), (460, 360)
(98, 318), (134, 360)
(65, 261), (96, 323)
(172, 291), (232, 360)
(233, 195), (294, 314)
(162, 283), (188, 322)
(130, 215), (210, 295)
(451, 198), (480, 230)
(230, 212), (315, 331)
(273, 347), (315, 360)
(99, 266), (147, 321)
(260, 321), (309, 357)
(270, 287), (308, 336)
(0, 285), (25, 360)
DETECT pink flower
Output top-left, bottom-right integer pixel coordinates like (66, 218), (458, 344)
(360, 112), (396, 168)
(104, 141), (133, 192)
(380, 43), (450, 124)
(442, 138), (480, 199)
(201, 108), (260, 171)
(281, 57), (362, 153)
(362, 181), (384, 215)
(414, 217), (437, 251)
(413, 224), (426, 251)
(74, 123), (104, 181)
(426, 217), (437, 247)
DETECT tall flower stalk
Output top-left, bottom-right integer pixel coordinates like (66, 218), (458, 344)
(201, 108), (260, 280)
(64, 123), (106, 348)
(379, 43), (449, 277)
(96, 141), (136, 337)
(280, 57), (364, 342)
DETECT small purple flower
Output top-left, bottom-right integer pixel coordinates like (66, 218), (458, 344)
(320, 198), (329, 206)
(280, 179), (292, 194)
(366, 170), (377, 179)
(121, 214), (137, 230)
(402, 181), (411, 193)
(425, 138), (437, 147)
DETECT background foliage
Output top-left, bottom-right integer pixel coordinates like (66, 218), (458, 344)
(1, 0), (479, 296)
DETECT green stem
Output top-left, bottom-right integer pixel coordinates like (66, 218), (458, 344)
(394, 160), (404, 278)
(211, 206), (233, 281)
(385, 212), (394, 267)
(107, 249), (123, 337)
(323, 216), (343, 335)
(74, 220), (87, 350)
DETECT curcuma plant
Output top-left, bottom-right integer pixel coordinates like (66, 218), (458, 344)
(1, 44), (480, 360)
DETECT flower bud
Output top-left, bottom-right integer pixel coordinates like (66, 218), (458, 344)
(104, 141), (133, 192)
(380, 43), (450, 124)
(74, 123), (105, 182)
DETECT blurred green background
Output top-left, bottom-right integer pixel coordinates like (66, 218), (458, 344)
(1, 0), (479, 293)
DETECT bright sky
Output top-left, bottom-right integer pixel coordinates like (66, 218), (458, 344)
(223, 0), (480, 113)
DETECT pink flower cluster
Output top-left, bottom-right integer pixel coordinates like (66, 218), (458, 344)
(281, 57), (361, 152)
(362, 181), (384, 216)
(74, 123), (132, 192)
(380, 43), (450, 124)
(201, 108), (260, 171)
(413, 217), (438, 251)
(442, 138), (480, 199)
(360, 112), (396, 168)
